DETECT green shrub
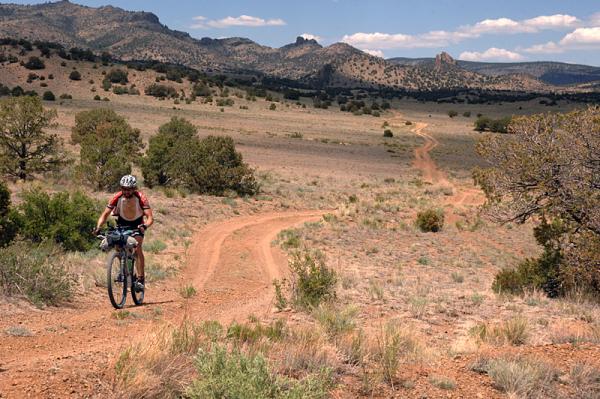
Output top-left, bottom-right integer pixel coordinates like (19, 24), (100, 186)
(186, 345), (332, 398)
(68, 70), (81, 81)
(24, 56), (45, 70)
(474, 116), (511, 133)
(269, 103), (276, 110)
(383, 129), (393, 137)
(42, 90), (55, 101)
(105, 68), (128, 84)
(288, 249), (336, 308)
(59, 93), (72, 99)
(416, 209), (444, 232)
(142, 119), (258, 195)
(0, 241), (74, 305)
(0, 181), (18, 247)
(145, 83), (177, 98)
(141, 117), (198, 187)
(14, 188), (100, 251)
(492, 219), (563, 297)
(93, 94), (101, 101)
(447, 110), (458, 118)
(112, 86), (128, 95)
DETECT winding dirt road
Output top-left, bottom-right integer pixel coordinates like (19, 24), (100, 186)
(401, 117), (484, 208)
(0, 210), (323, 398)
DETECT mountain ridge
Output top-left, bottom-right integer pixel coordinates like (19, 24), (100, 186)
(0, 0), (565, 92)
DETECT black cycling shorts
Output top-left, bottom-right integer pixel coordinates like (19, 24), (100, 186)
(117, 216), (144, 236)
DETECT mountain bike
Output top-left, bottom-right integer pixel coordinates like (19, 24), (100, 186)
(97, 226), (144, 309)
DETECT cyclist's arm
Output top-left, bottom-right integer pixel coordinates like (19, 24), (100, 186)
(96, 207), (112, 231)
(143, 208), (154, 229)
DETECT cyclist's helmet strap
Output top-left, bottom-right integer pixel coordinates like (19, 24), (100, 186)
(119, 174), (137, 188)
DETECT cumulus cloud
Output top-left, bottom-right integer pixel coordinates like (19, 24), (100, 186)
(300, 33), (322, 42)
(342, 14), (579, 51)
(362, 49), (385, 58)
(459, 48), (524, 61)
(523, 26), (600, 54)
(191, 15), (286, 29)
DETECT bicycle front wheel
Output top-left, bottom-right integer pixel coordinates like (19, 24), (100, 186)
(107, 252), (127, 309)
(130, 258), (144, 306)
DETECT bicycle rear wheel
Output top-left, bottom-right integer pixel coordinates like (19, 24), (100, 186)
(107, 252), (127, 309)
(130, 258), (144, 306)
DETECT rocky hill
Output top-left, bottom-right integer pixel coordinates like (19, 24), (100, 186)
(388, 57), (600, 86)
(0, 0), (554, 92)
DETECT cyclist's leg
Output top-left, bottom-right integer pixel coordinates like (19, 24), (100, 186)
(135, 235), (144, 282)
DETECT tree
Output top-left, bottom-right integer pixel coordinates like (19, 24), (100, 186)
(0, 181), (18, 247)
(0, 96), (65, 180)
(175, 135), (259, 196)
(71, 108), (127, 144)
(42, 91), (55, 101)
(105, 69), (128, 84)
(74, 109), (144, 190)
(69, 70), (81, 81)
(141, 117), (197, 187)
(24, 56), (45, 70)
(474, 107), (600, 294)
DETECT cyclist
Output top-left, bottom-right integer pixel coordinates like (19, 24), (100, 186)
(94, 175), (154, 291)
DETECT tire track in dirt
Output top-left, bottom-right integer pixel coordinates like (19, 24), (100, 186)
(0, 210), (323, 398)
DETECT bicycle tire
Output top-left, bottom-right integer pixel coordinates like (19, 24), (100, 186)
(130, 257), (144, 306)
(107, 251), (127, 309)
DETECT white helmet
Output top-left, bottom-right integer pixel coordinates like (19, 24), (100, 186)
(119, 174), (137, 188)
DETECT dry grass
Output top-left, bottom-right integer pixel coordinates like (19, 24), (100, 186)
(549, 321), (600, 345)
(568, 362), (600, 398)
(471, 354), (557, 398)
(372, 320), (429, 387)
(114, 319), (205, 398)
(470, 317), (529, 346)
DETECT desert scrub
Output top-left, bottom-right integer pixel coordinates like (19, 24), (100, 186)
(470, 317), (529, 345)
(145, 239), (167, 254)
(179, 284), (197, 298)
(415, 208), (444, 232)
(288, 249), (337, 309)
(374, 320), (427, 387)
(0, 241), (74, 306)
(186, 345), (333, 398)
(276, 228), (301, 249)
(226, 319), (287, 345)
(471, 355), (556, 398)
(312, 304), (358, 340)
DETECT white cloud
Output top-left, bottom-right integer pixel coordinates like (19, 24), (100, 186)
(459, 48), (524, 61)
(362, 49), (385, 58)
(342, 14), (579, 52)
(560, 27), (600, 46)
(300, 33), (321, 42)
(521, 41), (563, 54)
(523, 26), (600, 54)
(191, 15), (286, 29)
(524, 14), (580, 29)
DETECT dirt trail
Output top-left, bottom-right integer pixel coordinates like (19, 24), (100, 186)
(391, 114), (484, 209)
(0, 210), (323, 398)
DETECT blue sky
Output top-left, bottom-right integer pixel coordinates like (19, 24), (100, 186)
(12, 0), (600, 65)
